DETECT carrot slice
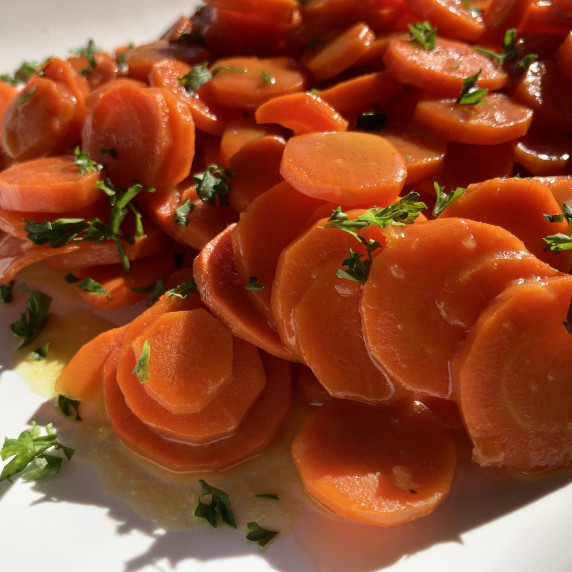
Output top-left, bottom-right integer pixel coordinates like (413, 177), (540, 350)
(130, 309), (235, 415)
(0, 155), (103, 213)
(291, 399), (456, 527)
(280, 131), (406, 206)
(361, 217), (546, 398)
(0, 81), (17, 131)
(117, 336), (266, 443)
(556, 30), (572, 83)
(104, 348), (292, 472)
(68, 51), (120, 90)
(207, 0), (299, 24)
(452, 275), (572, 472)
(255, 92), (349, 134)
(295, 259), (406, 404)
(295, 364), (332, 407)
(205, 56), (307, 110)
(193, 223), (295, 360)
(536, 175), (572, 208)
(514, 128), (572, 176)
(383, 36), (508, 97)
(412, 92), (533, 145)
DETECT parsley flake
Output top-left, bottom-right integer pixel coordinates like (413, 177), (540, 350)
(10, 285), (52, 349)
(245, 522), (279, 548)
(432, 182), (466, 217)
(29, 342), (50, 361)
(408, 21), (437, 50)
(0, 280), (14, 303)
(174, 198), (195, 226)
(193, 164), (234, 206)
(133, 340), (151, 384)
(245, 277), (265, 291)
(456, 70), (488, 105)
(260, 70), (276, 85)
(73, 146), (103, 176)
(194, 479), (236, 528)
(57, 395), (82, 421)
(178, 62), (212, 95)
(71, 38), (101, 76)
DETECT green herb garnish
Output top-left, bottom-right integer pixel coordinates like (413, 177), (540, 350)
(10, 285), (52, 349)
(57, 395), (81, 421)
(132, 340), (151, 384)
(194, 479), (236, 528)
(245, 522), (279, 547)
(174, 198), (195, 226)
(432, 182), (466, 217)
(456, 70), (488, 105)
(193, 164), (234, 206)
(245, 277), (265, 291)
(408, 21), (437, 50)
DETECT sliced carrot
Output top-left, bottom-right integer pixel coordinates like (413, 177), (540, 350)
(0, 81), (17, 131)
(280, 131), (406, 206)
(406, 0), (486, 42)
(193, 223), (295, 360)
(383, 36), (508, 96)
(295, 258), (407, 404)
(68, 51), (120, 90)
(204, 56), (307, 110)
(81, 82), (195, 189)
(0, 155), (103, 213)
(304, 22), (376, 82)
(103, 347), (292, 472)
(255, 91), (348, 134)
(361, 217), (548, 398)
(55, 325), (127, 403)
(148, 57), (192, 97)
(439, 177), (572, 272)
(481, 0), (530, 44)
(207, 0), (299, 24)
(412, 92), (533, 145)
(518, 0), (572, 36)
(556, 30), (572, 83)
(295, 364), (332, 407)
(228, 135), (286, 213)
(117, 336), (266, 443)
(536, 175), (572, 208)
(513, 128), (571, 176)
(452, 275), (572, 472)
(185, 87), (245, 136)
(231, 181), (332, 326)
(291, 399), (456, 526)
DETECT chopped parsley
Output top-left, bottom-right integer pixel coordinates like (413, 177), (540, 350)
(57, 395), (82, 421)
(0, 60), (40, 85)
(132, 340), (151, 384)
(260, 70), (276, 85)
(29, 342), (50, 361)
(245, 277), (265, 291)
(178, 62), (212, 95)
(193, 164), (234, 206)
(544, 203), (572, 253)
(174, 198), (195, 226)
(456, 70), (488, 105)
(432, 182), (466, 217)
(0, 280), (14, 303)
(10, 285), (52, 349)
(245, 522), (279, 548)
(194, 479), (236, 528)
(70, 38), (101, 76)
(73, 146), (103, 176)
(408, 21), (437, 50)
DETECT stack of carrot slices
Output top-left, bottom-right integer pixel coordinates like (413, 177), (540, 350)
(2, 0), (572, 528)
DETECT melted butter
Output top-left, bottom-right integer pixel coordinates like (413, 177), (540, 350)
(74, 404), (311, 532)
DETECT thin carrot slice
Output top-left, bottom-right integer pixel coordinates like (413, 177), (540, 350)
(361, 218), (545, 398)
(280, 131), (406, 206)
(439, 177), (572, 272)
(291, 399), (456, 527)
(481, 0), (530, 44)
(117, 336), (266, 444)
(193, 223), (295, 360)
(204, 56), (307, 110)
(130, 309), (235, 415)
(68, 51), (120, 90)
(55, 325), (127, 403)
(185, 87), (245, 136)
(452, 275), (572, 472)
(0, 155), (103, 213)
(412, 93), (533, 145)
(104, 348), (292, 472)
(304, 22), (376, 82)
(207, 0), (299, 24)
(383, 36), (508, 96)
(295, 259), (407, 404)
(406, 0), (486, 42)
(255, 92), (348, 134)
(0, 82), (17, 131)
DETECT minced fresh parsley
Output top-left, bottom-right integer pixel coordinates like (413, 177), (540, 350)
(132, 340), (151, 384)
(10, 285), (52, 349)
(194, 479), (236, 528)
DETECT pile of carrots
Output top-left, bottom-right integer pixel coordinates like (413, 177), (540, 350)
(1, 0), (572, 528)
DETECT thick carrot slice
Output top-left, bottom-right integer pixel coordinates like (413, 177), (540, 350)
(228, 135), (286, 213)
(304, 22), (376, 82)
(556, 30), (572, 83)
(291, 399), (456, 527)
(0, 155), (103, 213)
(255, 92), (348, 134)
(481, 0), (530, 44)
(130, 309), (235, 415)
(295, 364), (332, 407)
(412, 93), (533, 145)
(103, 348), (292, 472)
(439, 177), (572, 272)
(361, 218), (544, 398)
(193, 223), (295, 360)
(383, 36), (508, 96)
(81, 82), (195, 189)
(513, 128), (572, 176)
(295, 259), (407, 404)
(452, 275), (572, 472)
(117, 336), (266, 443)
(185, 87), (245, 137)
(536, 175), (572, 208)
(68, 51), (120, 90)
(406, 0), (486, 42)
(207, 0), (299, 24)
(204, 56), (307, 110)
(55, 325), (126, 403)
(0, 82), (17, 131)
(280, 131), (406, 206)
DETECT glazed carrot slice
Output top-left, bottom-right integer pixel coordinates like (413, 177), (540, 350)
(81, 82), (195, 189)
(513, 128), (572, 176)
(556, 31), (572, 83)
(0, 155), (103, 213)
(406, 0), (486, 42)
(103, 348), (292, 472)
(291, 399), (456, 527)
(193, 223), (295, 361)
(56, 325), (127, 403)
(255, 92), (348, 135)
(2, 76), (77, 161)
(205, 56), (307, 110)
(295, 364), (332, 407)
(383, 36), (508, 97)
(481, 0), (530, 44)
(439, 177), (572, 272)
(0, 82), (17, 131)
(280, 131), (406, 206)
(184, 87), (245, 136)
(452, 275), (572, 472)
(361, 218), (544, 398)
(535, 175), (572, 208)
(317, 70), (403, 112)
(412, 93), (533, 145)
(231, 181), (331, 326)
(295, 258), (406, 404)
(304, 22), (376, 81)
(130, 308), (235, 415)
(68, 51), (120, 90)
(207, 0), (299, 23)
(228, 135), (286, 213)
(117, 336), (266, 443)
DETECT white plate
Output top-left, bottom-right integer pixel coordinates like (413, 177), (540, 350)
(1, 3), (572, 571)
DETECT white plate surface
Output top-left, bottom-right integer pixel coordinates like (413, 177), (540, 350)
(0, 3), (571, 571)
